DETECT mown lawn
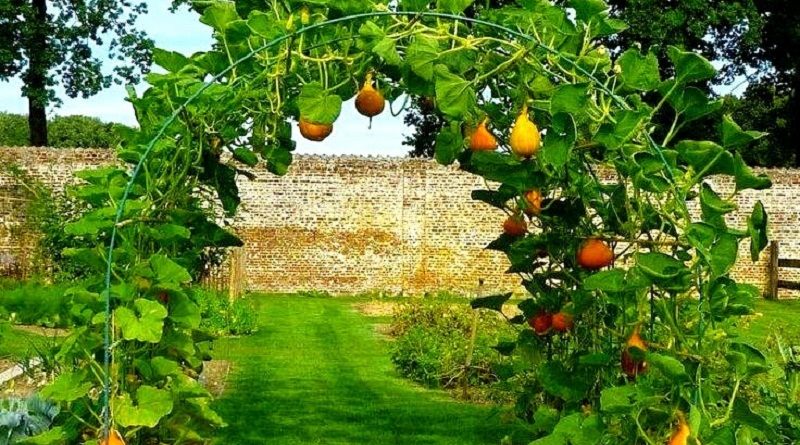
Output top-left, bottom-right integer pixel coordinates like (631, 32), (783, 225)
(211, 294), (531, 445)
(739, 299), (800, 347)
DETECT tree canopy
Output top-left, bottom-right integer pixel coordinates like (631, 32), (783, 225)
(0, 113), (132, 148)
(0, 0), (153, 146)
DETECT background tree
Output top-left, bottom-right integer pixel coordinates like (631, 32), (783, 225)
(0, 112), (133, 148)
(0, 0), (153, 146)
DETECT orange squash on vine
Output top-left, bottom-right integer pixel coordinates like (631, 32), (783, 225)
(503, 214), (528, 237)
(355, 72), (385, 118)
(298, 118), (333, 141)
(577, 238), (614, 270)
(668, 413), (691, 445)
(100, 429), (126, 445)
(523, 189), (542, 216)
(621, 325), (648, 378)
(469, 118), (498, 151)
(509, 104), (540, 157)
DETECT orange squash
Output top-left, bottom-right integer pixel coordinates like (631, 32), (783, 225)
(503, 214), (528, 237)
(509, 104), (541, 157)
(523, 189), (542, 216)
(355, 73), (385, 118)
(298, 118), (333, 141)
(576, 238), (614, 270)
(621, 325), (648, 378)
(100, 429), (126, 445)
(469, 118), (498, 151)
(668, 413), (691, 445)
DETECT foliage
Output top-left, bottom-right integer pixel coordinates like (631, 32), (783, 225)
(0, 280), (95, 328)
(36, 1), (775, 444)
(0, 396), (59, 445)
(0, 0), (153, 145)
(0, 113), (134, 149)
(390, 298), (517, 400)
(195, 288), (257, 336)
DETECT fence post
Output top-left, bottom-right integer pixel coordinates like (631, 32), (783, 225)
(768, 241), (779, 300)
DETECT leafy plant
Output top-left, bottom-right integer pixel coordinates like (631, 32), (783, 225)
(195, 288), (257, 336)
(0, 396), (59, 445)
(32, 0), (776, 443)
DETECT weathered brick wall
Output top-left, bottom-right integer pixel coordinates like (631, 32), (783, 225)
(1, 147), (798, 297)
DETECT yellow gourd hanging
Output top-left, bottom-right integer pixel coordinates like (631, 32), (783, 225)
(509, 104), (541, 158)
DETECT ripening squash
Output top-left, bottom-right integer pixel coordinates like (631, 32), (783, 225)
(355, 72), (386, 118)
(298, 118), (333, 141)
(469, 118), (498, 151)
(509, 104), (541, 157)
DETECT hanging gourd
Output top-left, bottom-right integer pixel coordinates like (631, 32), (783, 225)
(509, 104), (541, 158)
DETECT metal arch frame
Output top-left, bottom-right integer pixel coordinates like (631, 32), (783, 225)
(100, 9), (674, 435)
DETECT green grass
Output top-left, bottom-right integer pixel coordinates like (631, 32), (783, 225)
(211, 295), (530, 445)
(737, 299), (800, 347)
(0, 323), (60, 361)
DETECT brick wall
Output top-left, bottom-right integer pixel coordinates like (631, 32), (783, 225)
(1, 147), (797, 297)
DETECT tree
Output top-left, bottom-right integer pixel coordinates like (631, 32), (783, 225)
(0, 0), (153, 146)
(0, 112), (133, 148)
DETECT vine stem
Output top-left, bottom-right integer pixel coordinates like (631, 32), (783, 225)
(711, 378), (742, 427)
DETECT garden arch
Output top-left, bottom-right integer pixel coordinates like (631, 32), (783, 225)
(37, 3), (777, 444)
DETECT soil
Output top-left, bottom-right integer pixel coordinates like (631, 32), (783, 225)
(353, 301), (398, 317)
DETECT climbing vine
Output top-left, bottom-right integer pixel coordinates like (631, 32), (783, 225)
(28, 1), (781, 444)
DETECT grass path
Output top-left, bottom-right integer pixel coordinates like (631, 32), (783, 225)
(211, 295), (529, 445)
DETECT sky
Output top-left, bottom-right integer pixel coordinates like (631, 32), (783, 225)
(0, 2), (748, 157)
(0, 1), (413, 157)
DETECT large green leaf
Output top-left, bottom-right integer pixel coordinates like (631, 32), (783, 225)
(115, 386), (174, 428)
(734, 153), (772, 191)
(151, 254), (192, 284)
(568, 0), (609, 20)
(199, 2), (239, 31)
(595, 109), (648, 149)
(434, 65), (476, 119)
(116, 298), (168, 343)
(297, 82), (342, 124)
(406, 35), (439, 81)
(709, 233), (739, 277)
(40, 371), (92, 402)
(676, 140), (734, 178)
(647, 352), (689, 382)
(434, 121), (464, 165)
(153, 49), (191, 74)
(550, 83), (589, 115)
(617, 49), (660, 91)
(667, 46), (716, 84)
(721, 115), (767, 149)
(637, 252), (688, 280)
(168, 292), (202, 329)
(747, 201), (768, 261)
(700, 183), (736, 227)
(540, 113), (576, 168)
(436, 0), (474, 13)
(600, 385), (637, 414)
(583, 268), (626, 292)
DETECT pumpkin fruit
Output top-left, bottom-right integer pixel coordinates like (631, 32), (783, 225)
(523, 189), (542, 216)
(100, 429), (126, 445)
(355, 72), (385, 118)
(298, 118), (333, 141)
(668, 413), (691, 445)
(621, 326), (648, 378)
(503, 214), (528, 237)
(529, 312), (552, 335)
(469, 118), (498, 151)
(552, 312), (574, 332)
(509, 104), (541, 157)
(576, 238), (614, 270)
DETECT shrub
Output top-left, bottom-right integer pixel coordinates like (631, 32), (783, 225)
(0, 280), (97, 328)
(0, 112), (134, 148)
(389, 298), (517, 400)
(194, 288), (257, 336)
